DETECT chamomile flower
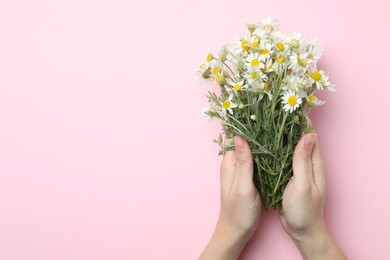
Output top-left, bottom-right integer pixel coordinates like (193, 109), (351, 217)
(233, 34), (251, 54)
(258, 42), (274, 59)
(259, 16), (280, 33)
(218, 45), (230, 62)
(221, 94), (237, 115)
(244, 67), (267, 86)
(252, 28), (268, 42)
(210, 61), (223, 76)
(246, 53), (264, 70)
(284, 75), (309, 92)
(261, 58), (274, 74)
(195, 63), (212, 84)
(289, 52), (312, 73)
(287, 33), (304, 50)
(306, 94), (326, 107)
(272, 31), (289, 54)
(259, 81), (273, 100)
(272, 54), (287, 72)
(307, 69), (335, 91)
(305, 37), (323, 61)
(249, 36), (261, 50)
(282, 90), (302, 113)
(231, 80), (248, 91)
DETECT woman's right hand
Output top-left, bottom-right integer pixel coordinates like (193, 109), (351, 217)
(280, 133), (347, 260)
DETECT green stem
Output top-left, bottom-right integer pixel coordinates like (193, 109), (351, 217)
(276, 112), (288, 148)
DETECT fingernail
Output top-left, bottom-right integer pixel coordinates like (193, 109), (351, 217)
(234, 136), (245, 149)
(304, 133), (317, 150)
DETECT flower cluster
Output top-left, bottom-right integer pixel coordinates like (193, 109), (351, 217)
(196, 17), (335, 210)
(196, 16), (334, 119)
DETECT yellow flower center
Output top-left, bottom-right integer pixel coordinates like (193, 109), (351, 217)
(311, 71), (321, 81)
(288, 96), (297, 106)
(233, 84), (242, 90)
(215, 75), (223, 82)
(251, 72), (257, 80)
(276, 42), (285, 51)
(242, 40), (250, 51)
(222, 100), (231, 109)
(207, 53), (212, 62)
(251, 41), (259, 48)
(309, 95), (316, 102)
(276, 56), (286, 63)
(213, 66), (220, 75)
(259, 49), (269, 55)
(263, 83), (269, 92)
(251, 59), (260, 67)
(297, 55), (301, 66)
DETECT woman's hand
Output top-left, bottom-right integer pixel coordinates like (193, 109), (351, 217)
(199, 136), (261, 260)
(280, 133), (347, 260)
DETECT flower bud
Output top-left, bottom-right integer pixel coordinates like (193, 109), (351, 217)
(215, 75), (226, 86)
(291, 39), (300, 48)
(222, 70), (230, 78)
(246, 23), (257, 33)
(250, 115), (257, 121)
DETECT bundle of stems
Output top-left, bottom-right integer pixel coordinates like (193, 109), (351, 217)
(212, 67), (311, 210)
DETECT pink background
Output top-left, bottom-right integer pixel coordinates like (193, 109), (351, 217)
(0, 0), (389, 259)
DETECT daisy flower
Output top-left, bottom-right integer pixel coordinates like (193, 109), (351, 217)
(282, 90), (302, 113)
(210, 61), (223, 76)
(218, 44), (229, 62)
(289, 52), (312, 73)
(260, 82), (273, 100)
(259, 16), (280, 33)
(249, 36), (261, 50)
(252, 28), (268, 42)
(284, 75), (309, 92)
(221, 94), (237, 115)
(244, 67), (267, 86)
(246, 53), (264, 70)
(231, 80), (248, 91)
(233, 34), (251, 54)
(261, 58), (274, 74)
(272, 54), (287, 72)
(195, 63), (212, 84)
(287, 33), (304, 50)
(305, 37), (323, 61)
(306, 94), (326, 107)
(271, 31), (289, 54)
(258, 41), (274, 59)
(308, 69), (336, 91)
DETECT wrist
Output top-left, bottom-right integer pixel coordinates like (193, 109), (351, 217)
(199, 222), (252, 260)
(290, 225), (346, 260)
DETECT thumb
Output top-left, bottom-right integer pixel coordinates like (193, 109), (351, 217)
(233, 136), (254, 185)
(292, 133), (317, 188)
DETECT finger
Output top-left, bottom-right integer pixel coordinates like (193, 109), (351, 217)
(311, 135), (326, 193)
(233, 136), (254, 188)
(292, 133), (317, 189)
(220, 150), (236, 192)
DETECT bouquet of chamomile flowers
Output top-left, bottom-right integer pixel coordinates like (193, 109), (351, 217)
(196, 17), (335, 210)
